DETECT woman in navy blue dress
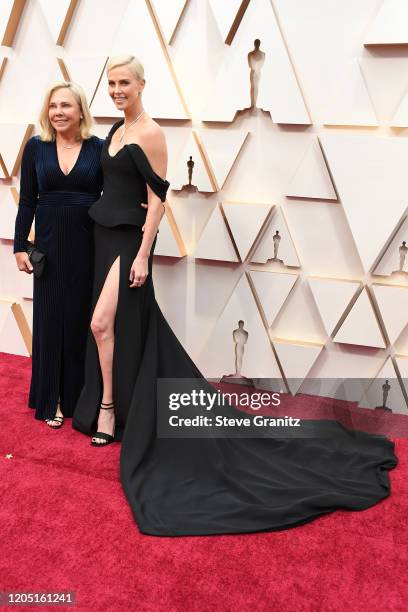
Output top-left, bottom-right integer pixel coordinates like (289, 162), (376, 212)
(14, 82), (103, 428)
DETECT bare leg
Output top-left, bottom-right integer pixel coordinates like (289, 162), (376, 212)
(90, 256), (120, 444)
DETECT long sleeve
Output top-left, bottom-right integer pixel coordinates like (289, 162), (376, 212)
(13, 137), (39, 253)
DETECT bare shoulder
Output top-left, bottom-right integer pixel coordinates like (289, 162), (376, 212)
(139, 119), (167, 157)
(138, 118), (167, 175)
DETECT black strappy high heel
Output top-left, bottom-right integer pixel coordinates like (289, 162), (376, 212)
(91, 402), (116, 447)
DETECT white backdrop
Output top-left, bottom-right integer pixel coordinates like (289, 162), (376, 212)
(1, 0), (408, 411)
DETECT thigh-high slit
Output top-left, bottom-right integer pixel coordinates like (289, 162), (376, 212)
(73, 121), (398, 537)
(91, 254), (119, 403)
(73, 223), (155, 440)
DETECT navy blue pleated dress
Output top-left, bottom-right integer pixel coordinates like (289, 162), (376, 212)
(14, 135), (103, 420)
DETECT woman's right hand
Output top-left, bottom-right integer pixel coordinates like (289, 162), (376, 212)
(15, 252), (33, 274)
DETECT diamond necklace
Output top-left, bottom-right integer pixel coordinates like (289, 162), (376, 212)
(119, 110), (145, 143)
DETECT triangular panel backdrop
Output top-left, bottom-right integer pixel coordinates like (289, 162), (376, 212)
(0, 0), (407, 409)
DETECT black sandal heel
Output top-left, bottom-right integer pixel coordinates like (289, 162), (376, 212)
(46, 415), (64, 429)
(46, 402), (64, 429)
(91, 402), (116, 447)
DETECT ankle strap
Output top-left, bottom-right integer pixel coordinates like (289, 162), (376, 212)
(101, 402), (114, 409)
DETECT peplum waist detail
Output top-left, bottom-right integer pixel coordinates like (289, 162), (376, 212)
(89, 121), (171, 229)
(88, 200), (147, 228)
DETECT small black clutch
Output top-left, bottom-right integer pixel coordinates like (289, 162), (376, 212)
(26, 241), (46, 278)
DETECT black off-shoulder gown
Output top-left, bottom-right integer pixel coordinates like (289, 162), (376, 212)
(73, 121), (397, 537)
(14, 136), (103, 420)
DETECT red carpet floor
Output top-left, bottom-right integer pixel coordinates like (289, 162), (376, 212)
(1, 352), (407, 612)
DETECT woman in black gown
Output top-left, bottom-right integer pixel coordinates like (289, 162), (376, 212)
(73, 55), (397, 536)
(14, 82), (103, 428)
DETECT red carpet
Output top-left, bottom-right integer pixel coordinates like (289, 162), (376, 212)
(1, 352), (407, 611)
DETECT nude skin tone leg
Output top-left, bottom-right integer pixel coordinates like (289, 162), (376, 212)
(90, 256), (120, 443)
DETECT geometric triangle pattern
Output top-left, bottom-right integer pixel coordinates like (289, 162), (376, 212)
(194, 204), (239, 263)
(364, 0), (408, 46)
(322, 60), (378, 127)
(320, 133), (408, 272)
(2, 1), (408, 387)
(333, 287), (386, 349)
(273, 338), (323, 395)
(248, 270), (298, 328)
(358, 357), (408, 415)
(372, 283), (408, 345)
(286, 137), (337, 200)
(57, 56), (107, 106)
(251, 207), (300, 267)
(38, 0), (78, 45)
(373, 214), (408, 277)
(390, 87), (408, 127)
(359, 56), (408, 126)
(91, 0), (188, 119)
(388, 53), (408, 126)
(197, 274), (282, 379)
(207, 0), (246, 43)
(202, 0), (310, 124)
(0, 53), (63, 123)
(359, 54), (408, 125)
(308, 277), (361, 337)
(222, 202), (271, 262)
(199, 129), (249, 190)
(169, 132), (215, 192)
(149, 0), (189, 45)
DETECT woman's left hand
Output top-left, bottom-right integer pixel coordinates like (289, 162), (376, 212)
(129, 256), (148, 288)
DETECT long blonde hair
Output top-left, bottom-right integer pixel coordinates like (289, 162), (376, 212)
(39, 81), (93, 142)
(106, 54), (145, 81)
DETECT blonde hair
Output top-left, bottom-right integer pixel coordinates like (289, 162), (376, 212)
(39, 81), (93, 142)
(106, 54), (145, 81)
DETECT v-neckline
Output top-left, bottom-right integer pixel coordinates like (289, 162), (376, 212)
(54, 138), (85, 177)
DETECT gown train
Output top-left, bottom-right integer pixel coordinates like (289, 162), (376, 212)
(73, 121), (398, 536)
